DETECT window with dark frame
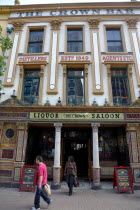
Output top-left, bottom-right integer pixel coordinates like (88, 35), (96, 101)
(67, 68), (85, 105)
(106, 28), (124, 52)
(111, 68), (131, 106)
(22, 70), (40, 105)
(67, 28), (83, 52)
(27, 29), (44, 53)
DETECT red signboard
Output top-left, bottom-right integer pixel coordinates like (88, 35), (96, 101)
(19, 165), (37, 192)
(113, 167), (134, 194)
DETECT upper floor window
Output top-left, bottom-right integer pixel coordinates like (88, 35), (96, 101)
(67, 28), (83, 52)
(111, 68), (131, 106)
(27, 29), (44, 53)
(67, 68), (84, 105)
(22, 69), (40, 105)
(106, 28), (124, 52)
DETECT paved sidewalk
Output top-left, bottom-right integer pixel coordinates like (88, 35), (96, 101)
(0, 183), (140, 210)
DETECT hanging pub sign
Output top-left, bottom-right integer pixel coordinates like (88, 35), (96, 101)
(113, 167), (134, 194)
(19, 165), (37, 192)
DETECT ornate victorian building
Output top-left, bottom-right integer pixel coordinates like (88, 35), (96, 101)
(0, 1), (140, 189)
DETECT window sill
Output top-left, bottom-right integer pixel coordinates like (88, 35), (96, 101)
(23, 53), (45, 56)
(64, 52), (86, 55)
(105, 52), (129, 55)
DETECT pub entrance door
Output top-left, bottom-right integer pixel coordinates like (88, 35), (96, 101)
(62, 128), (91, 180)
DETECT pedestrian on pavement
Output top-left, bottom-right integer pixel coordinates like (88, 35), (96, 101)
(32, 155), (52, 210)
(64, 156), (77, 196)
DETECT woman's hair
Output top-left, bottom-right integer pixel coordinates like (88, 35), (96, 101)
(36, 155), (43, 162)
(68, 156), (74, 162)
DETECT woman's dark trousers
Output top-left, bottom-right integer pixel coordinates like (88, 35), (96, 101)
(66, 174), (74, 195)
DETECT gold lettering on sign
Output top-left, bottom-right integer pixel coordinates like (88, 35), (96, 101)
(16, 131), (24, 161)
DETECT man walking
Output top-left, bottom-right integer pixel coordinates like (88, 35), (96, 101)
(32, 155), (52, 210)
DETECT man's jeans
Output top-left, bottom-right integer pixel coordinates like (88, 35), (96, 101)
(34, 185), (51, 209)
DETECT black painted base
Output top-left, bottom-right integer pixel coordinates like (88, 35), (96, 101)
(51, 182), (61, 190)
(92, 183), (102, 190)
(0, 182), (20, 188)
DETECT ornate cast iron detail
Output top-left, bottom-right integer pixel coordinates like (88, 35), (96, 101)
(50, 19), (62, 30)
(126, 18), (139, 28)
(88, 19), (101, 29)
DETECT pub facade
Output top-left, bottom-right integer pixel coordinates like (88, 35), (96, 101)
(0, 1), (140, 189)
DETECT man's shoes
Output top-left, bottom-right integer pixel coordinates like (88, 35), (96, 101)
(47, 199), (52, 208)
(31, 206), (40, 210)
(69, 192), (72, 196)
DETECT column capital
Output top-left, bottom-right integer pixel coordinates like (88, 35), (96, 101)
(16, 122), (28, 130)
(88, 18), (101, 29)
(126, 123), (140, 131)
(0, 122), (4, 129)
(12, 21), (24, 31)
(50, 19), (62, 30)
(126, 18), (139, 29)
(54, 123), (62, 132)
(40, 65), (45, 77)
(91, 123), (100, 132)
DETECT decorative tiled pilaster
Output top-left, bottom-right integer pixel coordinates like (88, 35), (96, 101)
(91, 123), (101, 190)
(126, 123), (139, 163)
(51, 123), (62, 189)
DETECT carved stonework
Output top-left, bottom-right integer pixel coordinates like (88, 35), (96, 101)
(66, 103), (75, 107)
(130, 99), (140, 107)
(1, 123), (17, 146)
(0, 98), (25, 106)
(16, 122), (28, 130)
(91, 123), (100, 132)
(126, 123), (139, 131)
(12, 21), (24, 31)
(78, 103), (87, 107)
(91, 102), (99, 107)
(44, 102), (51, 107)
(103, 103), (111, 107)
(114, 103), (123, 107)
(55, 103), (63, 107)
(40, 65), (45, 77)
(15, 0), (20, 5)
(88, 19), (101, 29)
(0, 122), (4, 130)
(126, 18), (139, 28)
(50, 19), (62, 30)
(63, 65), (67, 77)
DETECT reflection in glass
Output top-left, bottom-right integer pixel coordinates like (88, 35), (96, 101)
(67, 69), (84, 105)
(27, 30), (44, 53)
(67, 29), (83, 52)
(106, 28), (123, 52)
(23, 70), (40, 105)
(111, 68), (131, 105)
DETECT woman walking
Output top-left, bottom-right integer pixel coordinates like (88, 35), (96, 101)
(64, 156), (77, 196)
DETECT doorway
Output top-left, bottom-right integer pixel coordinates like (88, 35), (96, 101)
(62, 128), (90, 180)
